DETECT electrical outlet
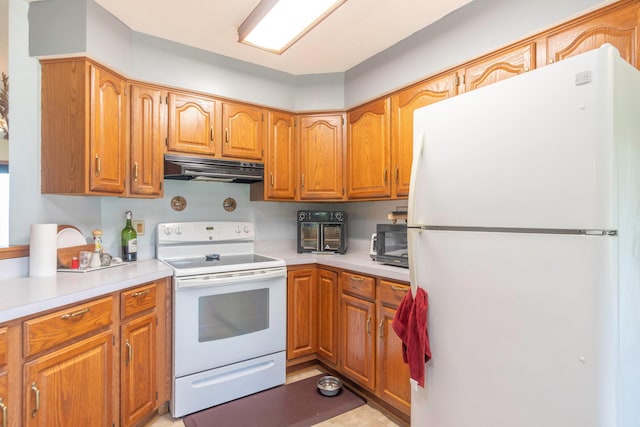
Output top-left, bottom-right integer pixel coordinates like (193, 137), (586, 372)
(132, 220), (145, 236)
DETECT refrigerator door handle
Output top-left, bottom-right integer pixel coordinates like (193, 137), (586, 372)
(407, 132), (426, 227)
(408, 225), (617, 236)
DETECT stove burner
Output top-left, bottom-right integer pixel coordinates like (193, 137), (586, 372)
(205, 253), (221, 261)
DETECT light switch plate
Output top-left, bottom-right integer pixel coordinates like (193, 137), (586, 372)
(132, 220), (145, 236)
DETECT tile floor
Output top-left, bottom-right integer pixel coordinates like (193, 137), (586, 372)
(147, 367), (401, 427)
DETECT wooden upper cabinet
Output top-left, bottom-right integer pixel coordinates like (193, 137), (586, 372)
(544, 0), (639, 67)
(346, 98), (391, 199)
(391, 73), (457, 198)
(167, 92), (217, 155)
(129, 84), (165, 198)
(221, 102), (265, 161)
(460, 43), (536, 93)
(41, 58), (126, 195)
(265, 111), (296, 200)
(298, 114), (345, 201)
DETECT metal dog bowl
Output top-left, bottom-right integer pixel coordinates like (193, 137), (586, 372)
(317, 375), (343, 397)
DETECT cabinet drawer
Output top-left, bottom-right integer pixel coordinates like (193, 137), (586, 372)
(24, 296), (113, 358)
(0, 327), (6, 368)
(379, 280), (410, 308)
(121, 283), (157, 319)
(341, 272), (375, 300)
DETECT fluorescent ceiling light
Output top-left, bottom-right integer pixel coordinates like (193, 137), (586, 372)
(238, 0), (346, 54)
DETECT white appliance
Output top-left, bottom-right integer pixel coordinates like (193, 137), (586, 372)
(407, 44), (640, 427)
(156, 221), (287, 418)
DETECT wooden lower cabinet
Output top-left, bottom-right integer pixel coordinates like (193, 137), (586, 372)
(287, 268), (318, 361)
(340, 292), (376, 391)
(0, 371), (7, 427)
(121, 312), (156, 427)
(24, 331), (114, 427)
(316, 269), (338, 364)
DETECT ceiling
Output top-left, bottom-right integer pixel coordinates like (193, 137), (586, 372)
(95, 0), (473, 75)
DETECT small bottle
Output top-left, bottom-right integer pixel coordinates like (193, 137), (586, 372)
(121, 210), (138, 262)
(92, 229), (103, 254)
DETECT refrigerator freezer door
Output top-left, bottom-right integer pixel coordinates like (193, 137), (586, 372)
(409, 229), (617, 427)
(410, 46), (627, 231)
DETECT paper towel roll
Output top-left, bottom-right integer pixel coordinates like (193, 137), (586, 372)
(29, 223), (58, 277)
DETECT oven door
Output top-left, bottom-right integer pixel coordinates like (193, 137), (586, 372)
(173, 266), (287, 377)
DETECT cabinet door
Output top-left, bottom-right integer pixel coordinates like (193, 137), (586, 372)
(347, 98), (391, 199)
(460, 43), (535, 93)
(545, 1), (639, 68)
(377, 304), (411, 415)
(287, 269), (317, 360)
(391, 73), (457, 198)
(167, 92), (217, 155)
(317, 269), (338, 364)
(222, 102), (265, 160)
(121, 312), (156, 427)
(298, 114), (345, 200)
(129, 84), (165, 197)
(340, 293), (375, 391)
(0, 372), (7, 427)
(265, 111), (296, 200)
(24, 331), (113, 427)
(89, 64), (127, 194)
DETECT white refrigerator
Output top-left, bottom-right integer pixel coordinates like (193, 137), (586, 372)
(408, 44), (640, 427)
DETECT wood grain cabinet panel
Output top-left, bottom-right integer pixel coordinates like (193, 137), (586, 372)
(347, 98), (391, 199)
(341, 271), (376, 300)
(121, 312), (156, 427)
(391, 73), (457, 198)
(340, 292), (376, 391)
(129, 84), (165, 197)
(287, 268), (318, 360)
(545, 1), (639, 67)
(221, 102), (265, 160)
(0, 372), (6, 427)
(298, 114), (345, 201)
(24, 331), (113, 427)
(264, 111), (296, 200)
(121, 283), (157, 319)
(23, 297), (113, 358)
(460, 43), (536, 93)
(0, 327), (6, 369)
(41, 58), (127, 195)
(167, 92), (217, 155)
(317, 269), (338, 365)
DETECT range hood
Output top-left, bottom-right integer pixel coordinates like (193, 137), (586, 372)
(164, 154), (264, 183)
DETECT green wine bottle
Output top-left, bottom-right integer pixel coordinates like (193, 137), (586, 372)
(121, 210), (138, 262)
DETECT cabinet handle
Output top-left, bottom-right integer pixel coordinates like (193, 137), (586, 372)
(350, 276), (364, 283)
(383, 168), (388, 183)
(95, 154), (101, 176)
(391, 285), (409, 294)
(210, 127), (214, 143)
(225, 129), (229, 143)
(270, 173), (274, 187)
(31, 383), (40, 418)
(0, 397), (7, 427)
(60, 307), (90, 320)
(131, 289), (151, 298)
(395, 165), (399, 183)
(301, 174), (305, 189)
(366, 317), (371, 336)
(134, 162), (139, 182)
(125, 339), (132, 365)
(379, 319), (384, 338)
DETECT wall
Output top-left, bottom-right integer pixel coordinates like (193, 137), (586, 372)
(5, 0), (616, 277)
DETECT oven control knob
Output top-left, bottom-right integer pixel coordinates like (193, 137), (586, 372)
(243, 226), (250, 234)
(175, 226), (183, 235)
(298, 211), (307, 221)
(235, 226), (241, 234)
(163, 227), (172, 235)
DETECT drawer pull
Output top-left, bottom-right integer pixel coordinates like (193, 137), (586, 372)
(125, 339), (132, 365)
(366, 317), (371, 336)
(60, 307), (90, 320)
(350, 277), (364, 283)
(379, 319), (384, 338)
(131, 289), (151, 298)
(0, 397), (7, 427)
(391, 285), (409, 293)
(31, 383), (40, 418)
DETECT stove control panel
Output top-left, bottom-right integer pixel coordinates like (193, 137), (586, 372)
(157, 221), (255, 244)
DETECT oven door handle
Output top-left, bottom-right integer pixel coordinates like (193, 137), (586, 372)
(175, 267), (286, 289)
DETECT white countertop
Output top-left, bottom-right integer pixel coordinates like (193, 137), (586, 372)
(0, 259), (173, 323)
(0, 245), (409, 324)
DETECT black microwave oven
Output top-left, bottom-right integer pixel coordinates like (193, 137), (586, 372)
(374, 223), (408, 268)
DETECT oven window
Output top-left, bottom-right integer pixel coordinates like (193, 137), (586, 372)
(300, 223), (319, 251)
(198, 289), (269, 342)
(322, 224), (343, 250)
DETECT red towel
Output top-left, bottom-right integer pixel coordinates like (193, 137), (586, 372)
(392, 287), (431, 387)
